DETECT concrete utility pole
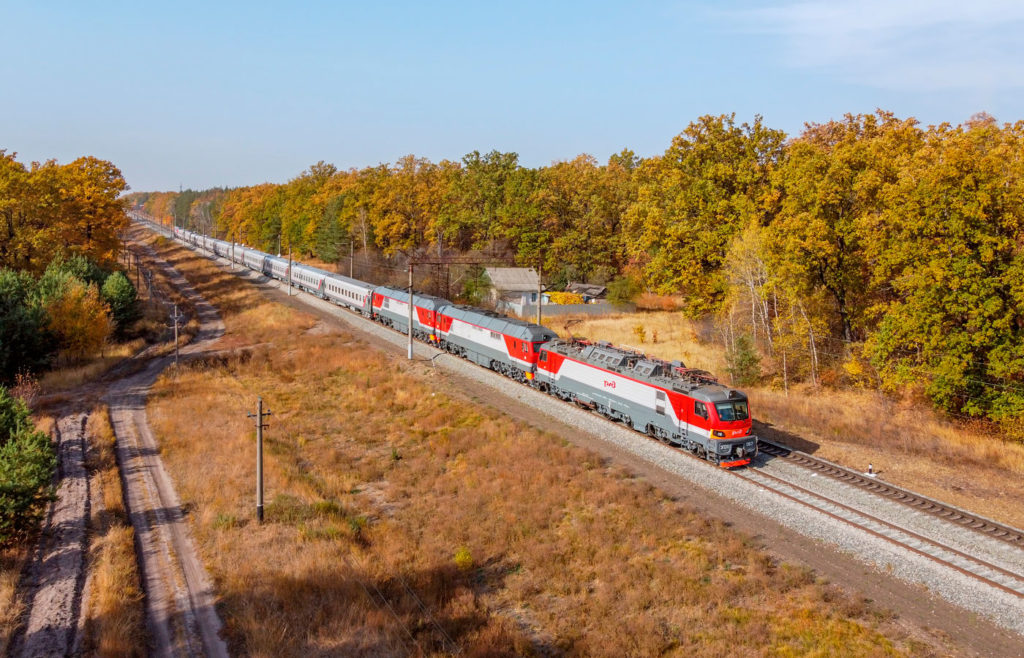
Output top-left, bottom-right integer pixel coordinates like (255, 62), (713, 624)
(171, 304), (182, 365)
(288, 244), (293, 296)
(247, 398), (272, 524)
(536, 263), (543, 327)
(349, 241), (354, 278)
(407, 263), (414, 360)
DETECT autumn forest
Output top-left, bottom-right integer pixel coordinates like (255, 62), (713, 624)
(128, 112), (1024, 432)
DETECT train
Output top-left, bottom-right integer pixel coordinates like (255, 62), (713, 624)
(171, 226), (756, 468)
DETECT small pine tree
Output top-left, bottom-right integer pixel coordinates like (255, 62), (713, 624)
(0, 385), (56, 546)
(101, 271), (139, 334)
(726, 335), (761, 386)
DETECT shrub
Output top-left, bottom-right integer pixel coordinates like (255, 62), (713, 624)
(0, 386), (56, 545)
(606, 275), (641, 304)
(632, 324), (647, 344)
(726, 335), (761, 386)
(460, 266), (492, 306)
(101, 271), (139, 334)
(454, 546), (474, 572)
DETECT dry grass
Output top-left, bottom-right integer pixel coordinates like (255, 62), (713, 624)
(39, 339), (147, 393)
(544, 310), (725, 373)
(81, 406), (146, 656)
(0, 544), (32, 655)
(752, 386), (1024, 528)
(141, 245), (942, 657)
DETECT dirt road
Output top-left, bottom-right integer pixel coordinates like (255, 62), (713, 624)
(13, 237), (230, 657)
(103, 243), (228, 657)
(13, 414), (91, 657)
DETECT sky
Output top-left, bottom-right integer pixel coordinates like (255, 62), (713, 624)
(2, 0), (1023, 192)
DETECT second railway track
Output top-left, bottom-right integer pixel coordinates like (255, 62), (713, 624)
(735, 466), (1024, 599)
(756, 439), (1024, 548)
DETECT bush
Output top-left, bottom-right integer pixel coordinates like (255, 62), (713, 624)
(461, 266), (492, 306)
(726, 335), (761, 386)
(606, 275), (641, 304)
(101, 271), (139, 334)
(454, 546), (474, 571)
(0, 386), (56, 545)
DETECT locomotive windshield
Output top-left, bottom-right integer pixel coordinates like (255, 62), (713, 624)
(714, 400), (749, 421)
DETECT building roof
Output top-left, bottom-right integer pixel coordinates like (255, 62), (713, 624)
(565, 282), (607, 298)
(485, 267), (539, 293)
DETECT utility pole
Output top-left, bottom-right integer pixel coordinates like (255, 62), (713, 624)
(171, 304), (182, 365)
(247, 398), (272, 524)
(536, 263), (543, 327)
(349, 241), (354, 278)
(288, 244), (293, 296)
(407, 263), (414, 360)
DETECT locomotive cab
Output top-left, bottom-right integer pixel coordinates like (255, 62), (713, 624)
(700, 389), (756, 467)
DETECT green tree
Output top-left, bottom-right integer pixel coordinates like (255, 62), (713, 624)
(101, 271), (138, 334)
(624, 115), (785, 315)
(0, 385), (56, 545)
(865, 116), (1024, 422)
(726, 335), (762, 386)
(0, 270), (53, 383)
(766, 112), (922, 343)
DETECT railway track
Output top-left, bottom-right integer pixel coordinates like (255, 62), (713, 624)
(756, 439), (1024, 548)
(735, 466), (1024, 599)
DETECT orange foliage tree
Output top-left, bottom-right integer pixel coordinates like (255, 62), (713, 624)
(45, 279), (112, 363)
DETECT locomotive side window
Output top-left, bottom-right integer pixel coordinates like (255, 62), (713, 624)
(694, 401), (708, 420)
(540, 351), (548, 363)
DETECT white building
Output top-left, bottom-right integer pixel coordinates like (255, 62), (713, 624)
(485, 267), (548, 315)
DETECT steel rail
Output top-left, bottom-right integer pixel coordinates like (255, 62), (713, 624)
(736, 467), (1024, 599)
(757, 439), (1024, 548)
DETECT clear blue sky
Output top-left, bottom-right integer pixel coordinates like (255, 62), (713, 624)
(3, 0), (1022, 192)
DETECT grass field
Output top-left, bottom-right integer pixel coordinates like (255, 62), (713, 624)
(140, 240), (947, 656)
(549, 311), (1024, 529)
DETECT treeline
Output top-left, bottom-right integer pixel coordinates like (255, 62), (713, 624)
(1, 151), (129, 273)
(131, 111), (1024, 427)
(0, 151), (137, 383)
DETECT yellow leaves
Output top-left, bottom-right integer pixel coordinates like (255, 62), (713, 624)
(0, 153), (127, 273)
(46, 280), (112, 363)
(546, 291), (584, 305)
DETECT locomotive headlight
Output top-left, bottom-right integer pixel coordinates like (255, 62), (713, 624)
(713, 430), (725, 438)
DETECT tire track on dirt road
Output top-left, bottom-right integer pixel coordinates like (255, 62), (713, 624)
(103, 244), (229, 658)
(14, 414), (91, 657)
